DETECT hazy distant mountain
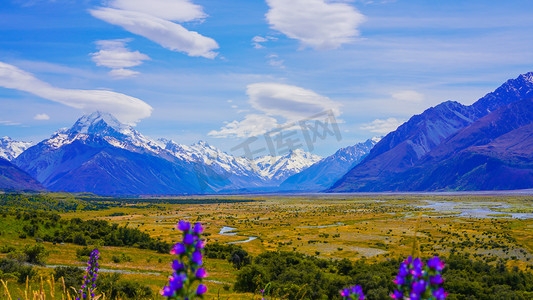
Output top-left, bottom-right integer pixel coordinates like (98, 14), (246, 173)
(0, 157), (44, 191)
(330, 72), (533, 192)
(0, 137), (32, 161)
(163, 139), (322, 188)
(280, 138), (379, 191)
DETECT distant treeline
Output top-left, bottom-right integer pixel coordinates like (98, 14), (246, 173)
(3, 210), (171, 253)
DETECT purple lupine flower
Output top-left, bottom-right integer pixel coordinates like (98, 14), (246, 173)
(339, 285), (365, 300)
(171, 243), (186, 255)
(183, 233), (194, 245)
(430, 274), (443, 285)
(427, 256), (445, 272)
(177, 220), (191, 232)
(197, 284), (207, 295)
(390, 289), (403, 299)
(193, 222), (203, 234)
(398, 262), (409, 277)
(393, 275), (405, 285)
(433, 287), (448, 299)
(78, 249), (99, 300)
(196, 268), (207, 278)
(392, 256), (447, 300)
(161, 220), (208, 299)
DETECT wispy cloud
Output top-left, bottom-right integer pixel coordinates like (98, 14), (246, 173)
(360, 118), (403, 134)
(391, 90), (425, 102)
(90, 39), (150, 78)
(267, 54), (285, 69)
(208, 114), (279, 138)
(90, 0), (218, 58)
(0, 120), (21, 126)
(33, 113), (50, 120)
(209, 83), (342, 138)
(265, 0), (366, 50)
(252, 35), (278, 49)
(0, 61), (152, 124)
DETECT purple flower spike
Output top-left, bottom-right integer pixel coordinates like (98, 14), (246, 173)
(162, 220), (207, 299)
(178, 220), (191, 232)
(196, 267), (208, 278)
(171, 243), (186, 255)
(433, 287), (448, 299)
(183, 233), (194, 245)
(390, 289), (403, 299)
(193, 222), (203, 234)
(192, 250), (203, 265)
(430, 274), (443, 285)
(428, 256), (445, 272)
(172, 260), (185, 271)
(197, 284), (207, 295)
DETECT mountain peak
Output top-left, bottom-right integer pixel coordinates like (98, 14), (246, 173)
(69, 111), (128, 135)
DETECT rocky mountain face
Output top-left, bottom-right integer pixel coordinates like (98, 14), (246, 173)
(330, 72), (533, 192)
(0, 157), (44, 191)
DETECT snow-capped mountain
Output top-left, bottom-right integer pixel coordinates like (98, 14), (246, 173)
(280, 137), (380, 191)
(13, 111), (323, 194)
(253, 149), (322, 183)
(43, 111), (164, 156)
(163, 139), (322, 187)
(0, 137), (32, 161)
(14, 112), (210, 195)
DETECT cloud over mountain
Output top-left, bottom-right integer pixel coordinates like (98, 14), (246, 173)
(0, 61), (152, 124)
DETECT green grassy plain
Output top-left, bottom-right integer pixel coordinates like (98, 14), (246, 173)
(1, 193), (532, 299)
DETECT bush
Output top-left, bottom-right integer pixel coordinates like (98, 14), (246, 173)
(0, 258), (35, 283)
(23, 244), (48, 265)
(97, 273), (153, 299)
(54, 266), (84, 290)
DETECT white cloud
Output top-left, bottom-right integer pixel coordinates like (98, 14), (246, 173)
(210, 83), (342, 138)
(208, 114), (279, 138)
(247, 82), (341, 121)
(252, 35), (277, 49)
(0, 61), (152, 125)
(91, 39), (150, 78)
(108, 0), (206, 22)
(267, 54), (285, 69)
(265, 0), (366, 50)
(90, 2), (218, 59)
(360, 118), (403, 134)
(34, 113), (50, 120)
(391, 90), (425, 102)
(0, 120), (21, 126)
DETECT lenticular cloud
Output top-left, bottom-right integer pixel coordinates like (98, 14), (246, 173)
(0, 61), (152, 125)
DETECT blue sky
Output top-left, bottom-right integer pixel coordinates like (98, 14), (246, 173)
(1, 0), (533, 157)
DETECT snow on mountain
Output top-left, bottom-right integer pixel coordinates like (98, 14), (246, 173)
(253, 149), (322, 183)
(163, 139), (322, 186)
(43, 111), (163, 155)
(0, 137), (32, 161)
(280, 138), (379, 191)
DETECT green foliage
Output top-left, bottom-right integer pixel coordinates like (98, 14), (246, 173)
(205, 242), (251, 269)
(0, 193), (110, 213)
(12, 210), (170, 253)
(54, 266), (84, 290)
(0, 258), (35, 283)
(234, 252), (533, 300)
(97, 273), (154, 299)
